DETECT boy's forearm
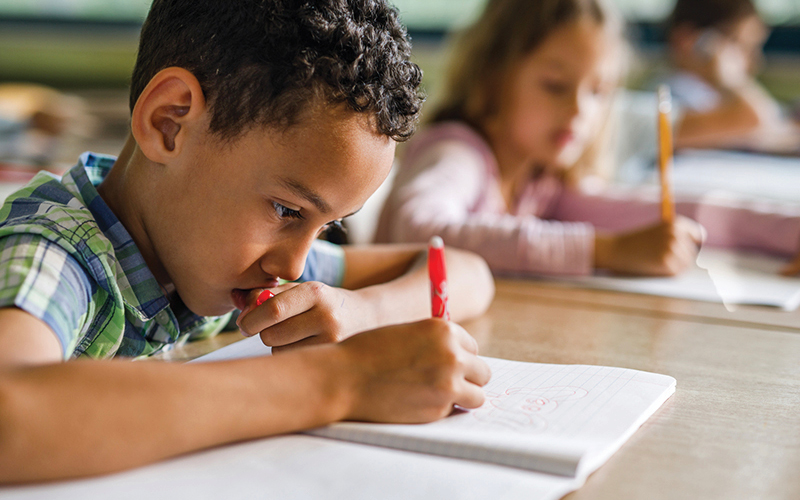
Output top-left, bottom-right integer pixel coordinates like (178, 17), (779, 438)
(0, 345), (350, 483)
(345, 246), (495, 327)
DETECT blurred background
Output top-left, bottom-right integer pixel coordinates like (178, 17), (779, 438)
(0, 0), (799, 188)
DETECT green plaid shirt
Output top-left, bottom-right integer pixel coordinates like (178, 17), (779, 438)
(0, 152), (345, 359)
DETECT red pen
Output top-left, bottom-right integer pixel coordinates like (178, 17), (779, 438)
(428, 236), (450, 320)
(236, 289), (274, 335)
(256, 289), (274, 306)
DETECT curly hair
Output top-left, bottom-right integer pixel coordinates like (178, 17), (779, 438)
(129, 0), (424, 141)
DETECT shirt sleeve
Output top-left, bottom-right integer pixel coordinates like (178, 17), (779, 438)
(0, 233), (93, 358)
(554, 185), (800, 257)
(379, 139), (595, 276)
(298, 239), (346, 286)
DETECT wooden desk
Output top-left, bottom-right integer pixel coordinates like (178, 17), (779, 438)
(470, 280), (800, 499)
(493, 279), (800, 334)
(157, 278), (800, 499)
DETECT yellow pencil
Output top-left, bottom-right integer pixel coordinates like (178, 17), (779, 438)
(658, 85), (675, 223)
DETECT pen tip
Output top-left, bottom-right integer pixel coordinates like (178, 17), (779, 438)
(429, 236), (444, 248)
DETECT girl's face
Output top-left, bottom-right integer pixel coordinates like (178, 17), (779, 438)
(485, 18), (617, 171)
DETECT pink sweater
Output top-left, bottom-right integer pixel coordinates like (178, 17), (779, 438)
(375, 122), (800, 276)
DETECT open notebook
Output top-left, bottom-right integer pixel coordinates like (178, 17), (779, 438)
(550, 247), (800, 311)
(193, 335), (675, 481)
(0, 337), (675, 500)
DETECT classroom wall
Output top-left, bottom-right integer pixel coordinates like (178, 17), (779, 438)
(1, 0), (799, 169)
(2, 0), (800, 92)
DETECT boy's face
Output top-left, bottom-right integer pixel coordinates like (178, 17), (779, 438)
(145, 105), (395, 317)
(672, 14), (769, 82)
(724, 14), (769, 76)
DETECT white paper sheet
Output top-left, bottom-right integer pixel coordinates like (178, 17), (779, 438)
(556, 247), (800, 311)
(310, 358), (675, 479)
(194, 338), (674, 480)
(0, 435), (579, 500)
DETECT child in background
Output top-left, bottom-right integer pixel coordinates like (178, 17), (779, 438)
(0, 84), (92, 167)
(375, 0), (800, 277)
(0, 0), (494, 483)
(664, 0), (800, 152)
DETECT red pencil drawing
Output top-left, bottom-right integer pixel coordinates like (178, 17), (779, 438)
(472, 386), (589, 432)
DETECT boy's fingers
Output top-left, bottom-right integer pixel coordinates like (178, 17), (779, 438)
(269, 334), (324, 353)
(238, 285), (319, 334)
(463, 355), (492, 387)
(449, 323), (479, 355)
(257, 312), (324, 347)
(454, 381), (487, 410)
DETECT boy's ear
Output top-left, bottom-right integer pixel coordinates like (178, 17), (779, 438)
(131, 67), (207, 164)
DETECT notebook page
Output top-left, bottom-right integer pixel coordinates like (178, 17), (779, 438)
(553, 248), (800, 310)
(308, 357), (675, 478)
(0, 434), (581, 500)
(188, 334), (271, 362)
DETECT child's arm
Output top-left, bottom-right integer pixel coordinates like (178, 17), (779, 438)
(376, 140), (600, 276)
(675, 92), (761, 149)
(376, 134), (800, 279)
(593, 217), (704, 276)
(673, 39), (800, 153)
(339, 243), (494, 323)
(237, 244), (494, 351)
(374, 137), (703, 278)
(555, 187), (800, 272)
(675, 83), (800, 152)
(0, 308), (490, 483)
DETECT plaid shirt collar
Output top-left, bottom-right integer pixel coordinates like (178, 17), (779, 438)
(74, 152), (207, 332)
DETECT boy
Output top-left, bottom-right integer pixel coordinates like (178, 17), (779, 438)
(0, 0), (494, 482)
(664, 0), (800, 151)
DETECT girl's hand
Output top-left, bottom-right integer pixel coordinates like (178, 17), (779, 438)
(334, 319), (491, 422)
(595, 216), (704, 276)
(236, 282), (376, 352)
(781, 251), (800, 277)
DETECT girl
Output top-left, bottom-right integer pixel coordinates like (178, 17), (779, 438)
(375, 0), (800, 277)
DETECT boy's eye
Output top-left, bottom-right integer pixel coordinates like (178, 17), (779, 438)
(272, 201), (304, 220)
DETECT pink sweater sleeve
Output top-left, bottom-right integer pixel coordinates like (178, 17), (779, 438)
(553, 187), (800, 257)
(376, 125), (595, 276)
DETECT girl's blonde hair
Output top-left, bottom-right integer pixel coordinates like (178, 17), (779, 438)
(430, 0), (626, 184)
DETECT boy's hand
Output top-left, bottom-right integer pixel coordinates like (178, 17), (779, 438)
(236, 282), (374, 352)
(595, 216), (704, 276)
(333, 319), (491, 422)
(709, 39), (749, 89)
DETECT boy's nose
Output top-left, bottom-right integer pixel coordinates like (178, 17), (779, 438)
(261, 233), (317, 282)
